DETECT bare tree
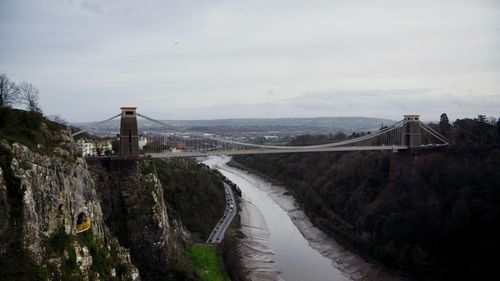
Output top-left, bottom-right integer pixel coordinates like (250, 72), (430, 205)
(18, 81), (42, 113)
(0, 74), (20, 107)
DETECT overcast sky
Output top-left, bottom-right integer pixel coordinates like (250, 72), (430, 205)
(1, 0), (499, 121)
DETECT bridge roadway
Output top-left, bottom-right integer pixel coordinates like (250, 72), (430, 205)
(206, 183), (237, 243)
(147, 145), (408, 158)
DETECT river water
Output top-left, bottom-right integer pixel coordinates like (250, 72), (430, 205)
(203, 156), (404, 281)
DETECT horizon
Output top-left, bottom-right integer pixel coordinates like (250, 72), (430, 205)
(66, 108), (486, 124)
(69, 112), (479, 125)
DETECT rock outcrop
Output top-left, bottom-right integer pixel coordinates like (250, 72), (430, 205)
(11, 143), (106, 262)
(0, 125), (140, 280)
(88, 158), (190, 280)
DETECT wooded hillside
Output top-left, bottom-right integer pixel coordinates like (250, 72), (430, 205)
(233, 115), (500, 281)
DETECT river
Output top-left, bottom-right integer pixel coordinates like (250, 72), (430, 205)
(203, 156), (404, 281)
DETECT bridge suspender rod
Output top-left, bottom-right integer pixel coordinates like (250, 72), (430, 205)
(139, 112), (409, 152)
(319, 119), (407, 147)
(136, 113), (179, 153)
(421, 126), (447, 144)
(419, 122), (449, 144)
(420, 122), (448, 143)
(206, 119), (407, 150)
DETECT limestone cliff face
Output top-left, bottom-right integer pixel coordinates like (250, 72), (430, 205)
(0, 126), (140, 280)
(0, 165), (9, 255)
(10, 143), (106, 262)
(88, 159), (189, 280)
(0, 118), (191, 280)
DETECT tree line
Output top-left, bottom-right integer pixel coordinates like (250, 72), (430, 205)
(437, 113), (500, 146)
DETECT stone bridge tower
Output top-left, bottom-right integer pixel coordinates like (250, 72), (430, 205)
(401, 114), (422, 148)
(120, 107), (139, 158)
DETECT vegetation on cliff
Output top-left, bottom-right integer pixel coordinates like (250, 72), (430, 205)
(0, 79), (64, 158)
(233, 115), (500, 281)
(40, 229), (136, 281)
(0, 107), (65, 153)
(153, 158), (227, 241)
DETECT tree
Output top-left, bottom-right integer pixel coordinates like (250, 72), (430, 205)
(439, 113), (450, 135)
(332, 131), (347, 141)
(0, 74), (19, 107)
(18, 81), (42, 113)
(111, 138), (120, 153)
(497, 118), (500, 144)
(476, 114), (487, 123)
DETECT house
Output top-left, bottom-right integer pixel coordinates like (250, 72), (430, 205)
(76, 138), (113, 156)
(139, 136), (148, 149)
(76, 139), (95, 157)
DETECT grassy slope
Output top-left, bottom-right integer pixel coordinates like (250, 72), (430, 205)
(0, 107), (65, 153)
(186, 244), (229, 281)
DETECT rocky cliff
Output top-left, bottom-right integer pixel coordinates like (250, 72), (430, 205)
(0, 109), (194, 280)
(87, 158), (193, 281)
(0, 123), (141, 280)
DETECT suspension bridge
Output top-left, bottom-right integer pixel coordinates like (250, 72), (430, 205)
(72, 107), (448, 158)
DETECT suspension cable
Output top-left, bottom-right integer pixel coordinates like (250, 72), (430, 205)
(72, 113), (121, 137)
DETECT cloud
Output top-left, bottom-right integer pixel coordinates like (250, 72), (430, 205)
(144, 88), (499, 121)
(0, 0), (499, 121)
(79, 2), (102, 13)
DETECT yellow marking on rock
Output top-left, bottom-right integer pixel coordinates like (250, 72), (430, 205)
(76, 218), (91, 234)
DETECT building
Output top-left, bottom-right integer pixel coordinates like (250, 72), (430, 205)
(76, 139), (95, 157)
(139, 136), (148, 150)
(264, 135), (279, 141)
(76, 138), (113, 157)
(95, 139), (113, 155)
